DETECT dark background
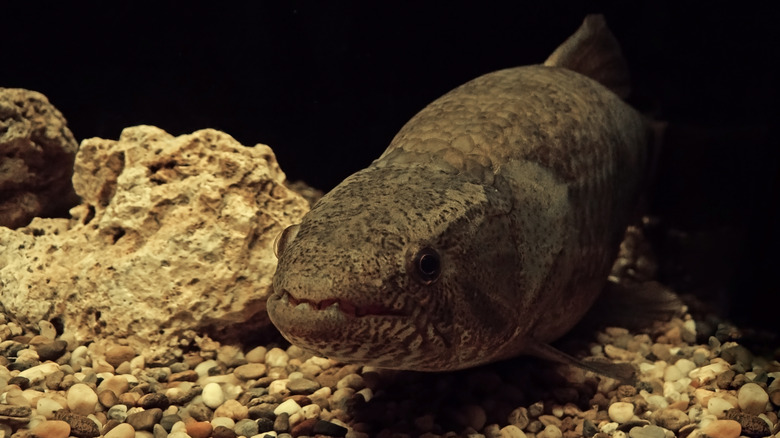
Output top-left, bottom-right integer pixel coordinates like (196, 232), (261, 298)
(3, 3), (777, 336)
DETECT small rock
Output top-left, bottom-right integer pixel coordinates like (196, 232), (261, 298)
(234, 418), (260, 437)
(312, 419), (348, 437)
(185, 420), (212, 438)
(265, 347), (289, 368)
(291, 418), (318, 436)
(30, 420), (71, 438)
(160, 414), (182, 431)
(274, 398), (302, 416)
(104, 423), (135, 438)
(627, 425), (665, 438)
(138, 393), (170, 410)
(737, 382), (769, 415)
(245, 346), (267, 363)
(700, 419), (741, 438)
(708, 396), (737, 417)
(336, 373), (365, 390)
(36, 397), (66, 419)
(274, 412), (290, 432)
(724, 409), (771, 438)
(212, 425), (237, 438)
(35, 341), (68, 361)
(233, 363), (267, 380)
(98, 389), (119, 408)
(169, 370), (199, 382)
(213, 399), (248, 420)
(462, 404), (487, 431)
(152, 424), (167, 438)
(53, 411), (100, 438)
(99, 375), (130, 396)
(539, 424), (562, 438)
(187, 404), (213, 422)
(126, 408), (163, 431)
(651, 408), (689, 432)
(287, 377), (321, 394)
(67, 383), (98, 416)
(608, 402), (635, 423)
(508, 407), (530, 429)
(499, 425), (527, 438)
(105, 346), (136, 368)
(107, 404), (128, 422)
(583, 419), (598, 438)
(201, 382), (225, 409)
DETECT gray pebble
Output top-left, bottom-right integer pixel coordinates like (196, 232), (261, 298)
(583, 419), (598, 438)
(159, 414), (182, 432)
(187, 403), (213, 422)
(287, 378), (321, 395)
(274, 412), (290, 432)
(234, 418), (259, 437)
(169, 362), (190, 373)
(153, 423), (168, 438)
(628, 425), (666, 438)
(248, 403), (278, 420)
(107, 404), (128, 421)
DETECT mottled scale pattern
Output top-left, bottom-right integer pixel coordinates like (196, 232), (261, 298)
(269, 16), (651, 371)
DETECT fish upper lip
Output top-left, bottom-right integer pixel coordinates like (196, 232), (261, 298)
(278, 290), (406, 317)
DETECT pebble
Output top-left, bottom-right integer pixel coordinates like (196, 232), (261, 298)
(127, 408), (163, 431)
(627, 425), (665, 438)
(201, 382), (226, 409)
(651, 408), (689, 432)
(312, 419), (348, 437)
(233, 363), (266, 380)
(30, 420), (71, 438)
(737, 382), (769, 415)
(53, 411), (100, 438)
(538, 424), (562, 438)
(234, 418), (260, 436)
(265, 347), (289, 368)
(274, 398), (302, 416)
(499, 425), (527, 438)
(66, 383), (98, 416)
(105, 345), (136, 368)
(274, 411), (290, 432)
(212, 425), (237, 438)
(699, 419), (742, 438)
(213, 399), (248, 420)
(707, 396), (736, 417)
(608, 402), (635, 423)
(185, 420), (213, 438)
(108, 404), (128, 421)
(104, 423), (136, 438)
(37, 397), (67, 419)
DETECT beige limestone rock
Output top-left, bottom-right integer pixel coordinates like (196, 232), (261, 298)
(0, 125), (309, 353)
(0, 88), (79, 228)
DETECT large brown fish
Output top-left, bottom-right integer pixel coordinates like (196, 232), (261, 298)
(268, 15), (663, 373)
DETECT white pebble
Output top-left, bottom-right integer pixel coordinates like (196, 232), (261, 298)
(265, 347), (289, 368)
(540, 424), (562, 438)
(38, 320), (57, 340)
(194, 360), (219, 378)
(738, 382), (769, 415)
(67, 383), (98, 416)
(273, 398), (302, 416)
(663, 365), (684, 382)
(267, 379), (290, 397)
(201, 382), (225, 409)
(104, 422), (135, 438)
(18, 362), (60, 384)
(301, 404), (321, 419)
(608, 402), (634, 423)
(170, 421), (188, 433)
(688, 360), (730, 384)
(674, 358), (696, 375)
(210, 417), (235, 429)
(36, 397), (67, 419)
(707, 396), (736, 417)
(356, 387), (373, 402)
(70, 345), (90, 371)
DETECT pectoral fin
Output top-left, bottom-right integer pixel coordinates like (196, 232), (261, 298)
(525, 338), (637, 383)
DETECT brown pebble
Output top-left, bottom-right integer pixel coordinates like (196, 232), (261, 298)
(168, 370), (199, 382)
(35, 340), (68, 361)
(30, 420), (71, 438)
(291, 417), (318, 437)
(126, 408), (163, 431)
(188, 403), (214, 422)
(45, 370), (66, 390)
(285, 394), (312, 406)
(212, 425), (237, 438)
(652, 408), (690, 432)
(105, 346), (136, 368)
(617, 384), (637, 398)
(274, 412), (290, 432)
(724, 409), (771, 438)
(53, 411), (100, 438)
(138, 393), (170, 409)
(8, 376), (30, 389)
(185, 420), (213, 438)
(98, 390), (119, 408)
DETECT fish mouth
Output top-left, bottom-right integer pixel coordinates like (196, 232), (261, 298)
(272, 290), (406, 318)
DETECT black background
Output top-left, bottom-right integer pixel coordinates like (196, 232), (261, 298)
(3, 3), (777, 336)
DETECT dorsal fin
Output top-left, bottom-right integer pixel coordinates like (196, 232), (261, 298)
(544, 14), (631, 99)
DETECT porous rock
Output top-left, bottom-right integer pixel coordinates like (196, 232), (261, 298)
(0, 88), (80, 228)
(0, 125), (309, 354)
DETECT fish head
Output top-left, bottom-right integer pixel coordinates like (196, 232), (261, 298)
(268, 164), (526, 370)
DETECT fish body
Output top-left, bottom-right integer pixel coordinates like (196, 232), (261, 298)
(268, 15), (653, 371)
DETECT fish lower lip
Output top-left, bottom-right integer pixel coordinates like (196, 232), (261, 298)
(282, 291), (403, 317)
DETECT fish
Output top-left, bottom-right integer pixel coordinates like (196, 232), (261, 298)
(268, 15), (671, 375)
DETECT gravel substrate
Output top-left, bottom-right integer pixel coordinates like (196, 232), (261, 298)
(1, 300), (779, 438)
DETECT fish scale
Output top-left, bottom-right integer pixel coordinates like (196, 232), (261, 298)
(268, 15), (658, 374)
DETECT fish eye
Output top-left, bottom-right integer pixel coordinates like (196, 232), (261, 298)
(411, 247), (441, 285)
(273, 224), (300, 258)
